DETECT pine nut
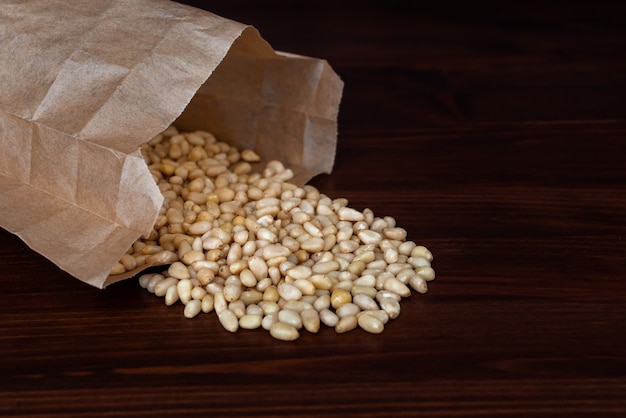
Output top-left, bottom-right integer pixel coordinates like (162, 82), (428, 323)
(205, 281), (224, 295)
(353, 293), (379, 311)
(398, 240), (417, 256)
(376, 290), (401, 302)
(369, 218), (387, 232)
(330, 288), (352, 309)
(239, 289), (263, 305)
(319, 309), (339, 327)
(190, 285), (207, 301)
(300, 236), (325, 252)
(338, 239), (359, 253)
(278, 309), (302, 329)
(229, 300), (246, 318)
(286, 265), (312, 280)
(237, 313), (261, 329)
(416, 266), (436, 281)
(309, 274), (334, 290)
(255, 277), (273, 292)
(408, 256), (431, 268)
(382, 227), (407, 241)
(338, 207), (364, 221)
(241, 149), (261, 162)
(246, 304), (263, 316)
(353, 250), (376, 264)
(357, 312), (384, 334)
(188, 220), (212, 235)
(154, 276), (177, 297)
(335, 314), (358, 333)
(292, 278), (316, 296)
(301, 309), (320, 333)
(409, 275), (428, 294)
(201, 294), (214, 312)
(269, 322), (299, 341)
(360, 309), (389, 324)
(247, 256), (268, 280)
(263, 285), (280, 302)
(177, 279), (192, 304)
(313, 294), (331, 311)
(260, 301), (280, 316)
(165, 285), (179, 306)
(120, 254), (137, 271)
(261, 312), (278, 330)
(411, 245), (433, 261)
(138, 273), (154, 288)
(213, 292), (227, 314)
(383, 248), (399, 264)
(184, 300), (202, 318)
(223, 282), (242, 302)
(351, 285), (378, 299)
(312, 260), (340, 274)
(277, 282), (302, 301)
(358, 230), (383, 245)
(336, 302), (361, 318)
(396, 268), (416, 284)
(262, 244), (291, 260)
(379, 297), (401, 319)
(218, 309), (239, 332)
(336, 226), (353, 242)
(353, 274), (376, 287)
(383, 276), (412, 298)
(168, 262), (190, 280)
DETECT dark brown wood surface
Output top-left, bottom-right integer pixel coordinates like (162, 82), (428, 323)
(2, 1), (625, 416)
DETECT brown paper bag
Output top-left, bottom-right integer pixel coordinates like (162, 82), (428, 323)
(0, 0), (343, 288)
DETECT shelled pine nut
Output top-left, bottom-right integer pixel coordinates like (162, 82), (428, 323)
(120, 126), (435, 341)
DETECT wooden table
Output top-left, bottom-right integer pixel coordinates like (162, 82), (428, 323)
(2, 1), (625, 416)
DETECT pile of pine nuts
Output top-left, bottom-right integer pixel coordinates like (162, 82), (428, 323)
(114, 126), (435, 341)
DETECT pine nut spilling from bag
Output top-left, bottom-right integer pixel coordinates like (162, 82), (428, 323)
(117, 126), (435, 340)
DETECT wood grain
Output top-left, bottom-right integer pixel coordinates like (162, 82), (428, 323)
(2, 1), (625, 417)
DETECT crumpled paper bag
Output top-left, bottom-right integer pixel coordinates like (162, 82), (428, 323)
(0, 0), (343, 288)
